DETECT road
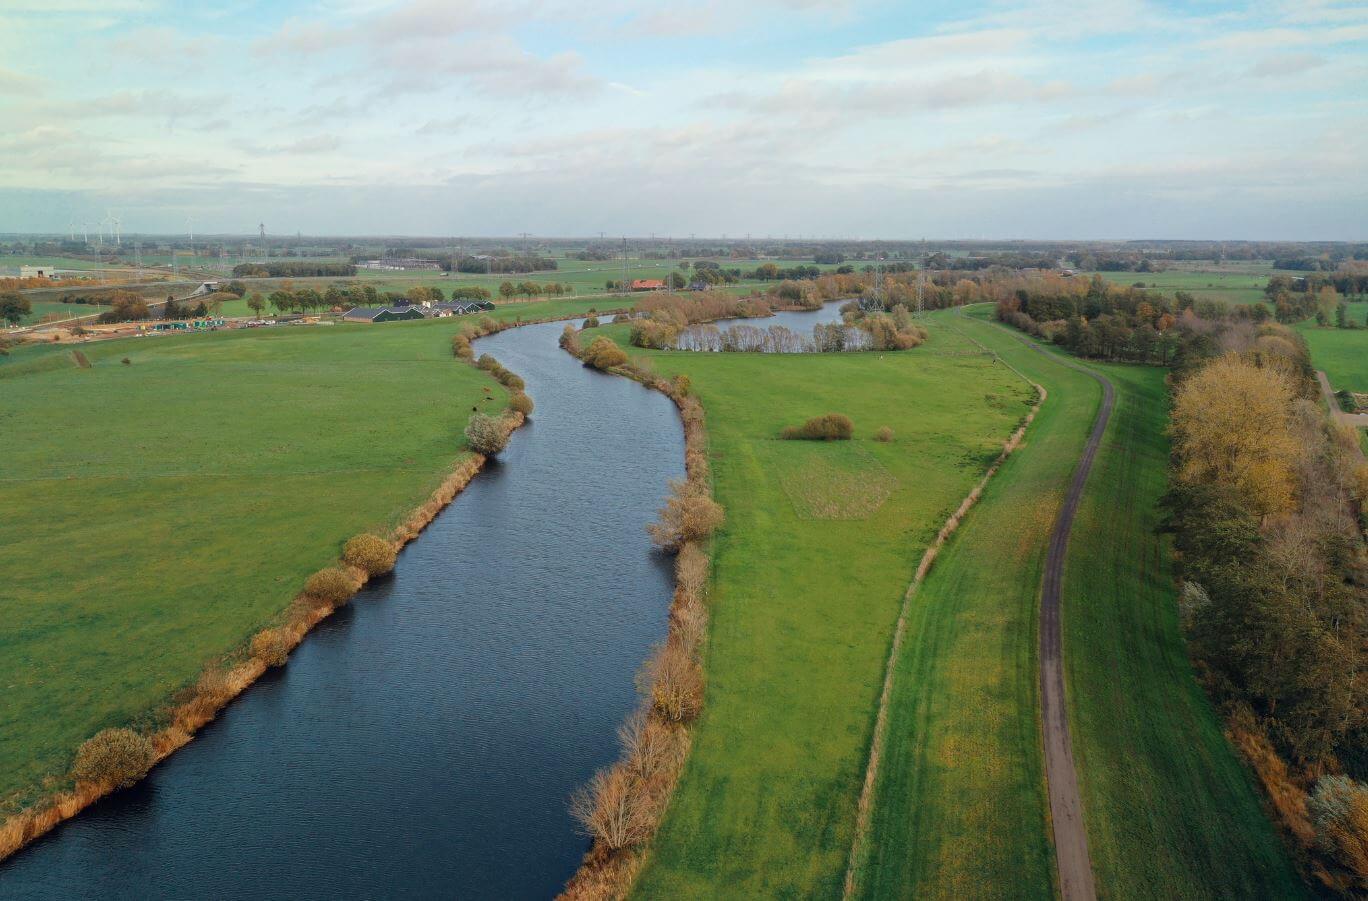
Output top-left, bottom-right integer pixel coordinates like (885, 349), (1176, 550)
(1316, 370), (1368, 430)
(1013, 336), (1110, 901)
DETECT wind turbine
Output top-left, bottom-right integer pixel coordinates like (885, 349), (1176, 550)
(105, 210), (122, 246)
(186, 216), (195, 254)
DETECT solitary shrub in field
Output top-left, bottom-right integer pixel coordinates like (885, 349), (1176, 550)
(508, 391), (534, 416)
(72, 728), (155, 788)
(569, 765), (656, 851)
(583, 336), (628, 370)
(643, 641), (704, 723)
(874, 426), (894, 443)
(465, 412), (510, 456)
(251, 629), (290, 667)
(781, 413), (853, 441)
(305, 567), (355, 605)
(343, 533), (397, 576)
(647, 479), (724, 550)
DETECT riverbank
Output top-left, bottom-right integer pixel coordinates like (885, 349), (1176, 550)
(0, 315), (528, 858)
(567, 315), (1037, 896)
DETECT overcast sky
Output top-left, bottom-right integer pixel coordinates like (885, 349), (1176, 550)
(0, 0), (1365, 240)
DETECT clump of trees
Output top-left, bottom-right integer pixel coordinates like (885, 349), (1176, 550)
(464, 412), (511, 456)
(583, 336), (628, 370)
(72, 728), (155, 789)
(1162, 333), (1368, 889)
(343, 533), (397, 577)
(97, 291), (151, 323)
(1, 291), (31, 324)
(782, 413), (854, 441)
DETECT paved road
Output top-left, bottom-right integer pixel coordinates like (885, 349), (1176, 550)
(1016, 335), (1109, 901)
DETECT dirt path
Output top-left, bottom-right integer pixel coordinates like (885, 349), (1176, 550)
(1017, 336), (1108, 901)
(1316, 370), (1368, 433)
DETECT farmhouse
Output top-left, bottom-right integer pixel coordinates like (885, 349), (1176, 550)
(343, 306), (427, 323)
(631, 279), (666, 291)
(19, 266), (59, 279)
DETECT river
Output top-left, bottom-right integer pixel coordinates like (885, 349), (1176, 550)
(1, 304), (846, 899)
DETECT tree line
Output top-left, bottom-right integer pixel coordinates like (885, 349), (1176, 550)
(232, 261), (356, 278)
(1162, 325), (1368, 893)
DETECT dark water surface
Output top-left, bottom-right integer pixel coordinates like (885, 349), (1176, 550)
(1, 320), (685, 900)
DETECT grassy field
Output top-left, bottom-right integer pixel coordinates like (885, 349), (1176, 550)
(1060, 359), (1304, 898)
(579, 321), (1038, 896)
(1298, 301), (1368, 390)
(1091, 264), (1282, 306)
(852, 309), (1098, 898)
(0, 318), (506, 812)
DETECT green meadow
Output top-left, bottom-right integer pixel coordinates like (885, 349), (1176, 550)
(582, 320), (1037, 896)
(1091, 265), (1280, 306)
(1298, 301), (1368, 390)
(861, 308), (1294, 898)
(0, 319), (506, 812)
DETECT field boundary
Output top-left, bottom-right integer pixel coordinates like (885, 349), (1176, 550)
(841, 312), (1046, 898)
(0, 332), (533, 865)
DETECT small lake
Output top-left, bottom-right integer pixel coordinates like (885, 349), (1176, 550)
(0, 304), (844, 899)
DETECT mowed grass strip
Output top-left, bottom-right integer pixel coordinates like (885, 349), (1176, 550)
(853, 310), (1100, 899)
(580, 322), (1035, 897)
(0, 318), (505, 811)
(1061, 361), (1304, 898)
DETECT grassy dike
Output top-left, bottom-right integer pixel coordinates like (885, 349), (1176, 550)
(851, 309), (1099, 898)
(0, 319), (509, 820)
(1061, 362), (1304, 898)
(577, 320), (1037, 897)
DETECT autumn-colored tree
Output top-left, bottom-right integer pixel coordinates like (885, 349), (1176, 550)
(1170, 354), (1300, 517)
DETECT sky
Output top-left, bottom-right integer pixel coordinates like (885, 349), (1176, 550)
(0, 0), (1365, 240)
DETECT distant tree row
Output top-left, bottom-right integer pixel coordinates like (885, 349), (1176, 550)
(232, 261), (356, 278)
(448, 254), (557, 275)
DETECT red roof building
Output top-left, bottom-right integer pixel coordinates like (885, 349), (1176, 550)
(630, 279), (666, 291)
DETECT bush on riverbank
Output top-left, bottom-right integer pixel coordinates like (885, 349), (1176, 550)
(251, 629), (290, 667)
(464, 412), (511, 456)
(72, 728), (155, 789)
(781, 413), (853, 441)
(304, 567), (356, 606)
(647, 479), (724, 551)
(583, 336), (628, 370)
(508, 391), (534, 416)
(343, 533), (397, 577)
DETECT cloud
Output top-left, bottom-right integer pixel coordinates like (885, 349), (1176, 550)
(711, 70), (1072, 117)
(1248, 52), (1328, 76)
(0, 66), (43, 94)
(415, 116), (471, 136)
(372, 38), (602, 99)
(240, 135), (343, 156)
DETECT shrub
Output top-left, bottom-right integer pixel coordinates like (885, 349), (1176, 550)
(1309, 775), (1368, 886)
(647, 479), (724, 550)
(476, 353), (499, 371)
(644, 641), (704, 723)
(465, 412), (510, 456)
(569, 764), (656, 851)
(72, 728), (155, 788)
(304, 567), (355, 605)
(672, 374), (691, 397)
(121, 357), (131, 365)
(583, 336), (628, 370)
(781, 413), (853, 441)
(675, 543), (709, 599)
(583, 315), (600, 329)
(874, 426), (894, 442)
(497, 370), (525, 391)
(343, 533), (397, 576)
(251, 629), (290, 667)
(451, 334), (473, 359)
(508, 391), (534, 416)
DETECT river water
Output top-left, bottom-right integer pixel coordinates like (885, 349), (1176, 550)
(1, 305), (845, 900)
